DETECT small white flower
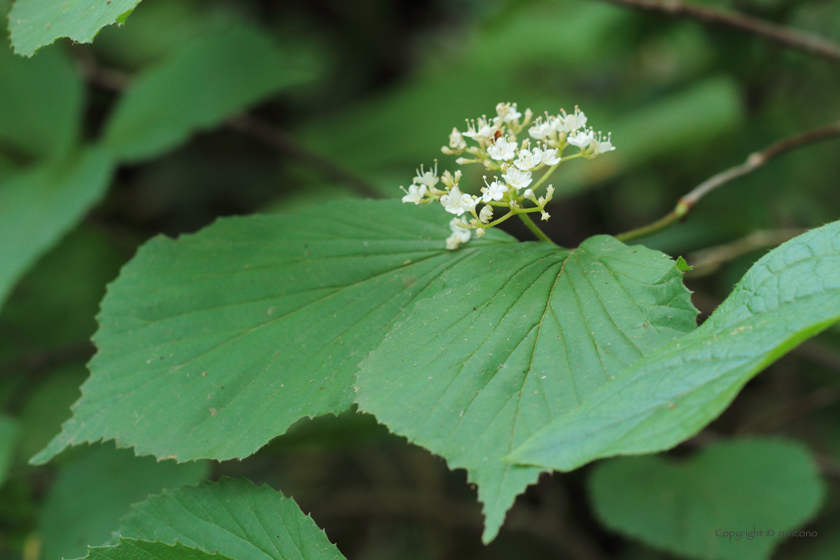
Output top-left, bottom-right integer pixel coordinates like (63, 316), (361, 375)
(514, 149), (537, 171)
(546, 185), (555, 202)
(487, 137), (517, 161)
(561, 107), (587, 132)
(441, 169), (461, 188)
(549, 114), (567, 133)
(449, 127), (466, 150)
(445, 218), (472, 250)
(475, 227), (485, 237)
(463, 118), (498, 144)
(528, 119), (553, 140)
(592, 132), (615, 155)
(539, 147), (561, 165)
(523, 188), (537, 202)
(494, 102), (522, 124)
(440, 186), (477, 216)
(541, 211), (550, 221)
(400, 184), (427, 204)
(481, 179), (507, 203)
(413, 163), (439, 188)
(568, 129), (595, 148)
(502, 168), (532, 191)
(479, 204), (493, 223)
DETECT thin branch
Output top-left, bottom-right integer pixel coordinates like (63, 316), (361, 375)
(736, 385), (840, 434)
(73, 48), (382, 200)
(315, 487), (482, 528)
(616, 121), (840, 242)
(686, 228), (804, 277)
(0, 342), (94, 378)
(228, 115), (383, 200)
(600, 0), (840, 64)
(74, 46), (130, 91)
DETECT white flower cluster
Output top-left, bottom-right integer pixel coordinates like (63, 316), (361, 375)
(400, 102), (615, 250)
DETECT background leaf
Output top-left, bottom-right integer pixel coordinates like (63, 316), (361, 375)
(0, 147), (114, 310)
(0, 41), (82, 161)
(509, 220), (840, 471)
(8, 0), (143, 57)
(116, 478), (345, 560)
(0, 414), (18, 487)
(102, 24), (317, 163)
(79, 539), (235, 560)
(32, 200), (513, 465)
(38, 443), (208, 560)
(356, 235), (697, 542)
(16, 364), (86, 463)
(589, 438), (825, 560)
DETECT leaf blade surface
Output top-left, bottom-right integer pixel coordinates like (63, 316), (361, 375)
(80, 539), (235, 560)
(509, 221), (840, 471)
(39, 443), (207, 560)
(8, 0), (142, 56)
(356, 235), (696, 541)
(32, 200), (513, 464)
(0, 147), (114, 310)
(116, 478), (344, 560)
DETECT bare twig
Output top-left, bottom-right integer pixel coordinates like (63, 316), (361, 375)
(616, 121), (840, 242)
(74, 46), (130, 91)
(736, 385), (840, 434)
(228, 115), (382, 199)
(315, 487), (483, 528)
(600, 0), (840, 64)
(686, 228), (804, 277)
(0, 342), (93, 377)
(73, 48), (382, 200)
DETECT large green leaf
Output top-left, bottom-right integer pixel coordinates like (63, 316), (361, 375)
(355, 235), (697, 542)
(79, 539), (234, 560)
(0, 147), (114, 311)
(102, 24), (315, 163)
(32, 200), (513, 465)
(39, 443), (208, 560)
(0, 41), (82, 161)
(589, 439), (825, 560)
(116, 478), (345, 560)
(8, 0), (142, 57)
(508, 221), (840, 471)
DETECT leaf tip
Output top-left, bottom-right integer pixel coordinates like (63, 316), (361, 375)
(675, 256), (693, 272)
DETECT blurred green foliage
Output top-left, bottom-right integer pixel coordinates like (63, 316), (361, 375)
(589, 439), (825, 560)
(1, 0), (840, 558)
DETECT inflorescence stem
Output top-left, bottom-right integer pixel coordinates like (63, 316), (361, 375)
(615, 121), (840, 243)
(519, 213), (555, 244)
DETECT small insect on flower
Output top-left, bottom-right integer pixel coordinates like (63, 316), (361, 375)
(400, 102), (615, 249)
